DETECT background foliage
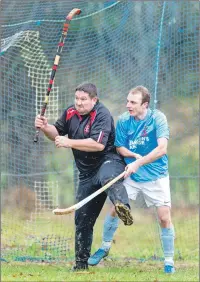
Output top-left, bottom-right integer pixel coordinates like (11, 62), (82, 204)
(0, 1), (199, 278)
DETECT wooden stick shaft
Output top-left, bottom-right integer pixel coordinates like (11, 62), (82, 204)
(34, 8), (81, 143)
(53, 171), (125, 215)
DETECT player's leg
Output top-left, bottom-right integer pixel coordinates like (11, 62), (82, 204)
(102, 205), (118, 251)
(98, 155), (133, 226)
(73, 177), (107, 271)
(89, 176), (139, 266)
(142, 176), (175, 273)
(88, 205), (118, 266)
(157, 205), (175, 273)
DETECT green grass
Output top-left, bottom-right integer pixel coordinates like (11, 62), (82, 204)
(2, 260), (198, 281)
(1, 207), (199, 281)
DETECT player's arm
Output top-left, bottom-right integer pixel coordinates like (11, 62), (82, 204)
(124, 138), (168, 177)
(117, 147), (142, 159)
(137, 137), (167, 164)
(55, 136), (104, 151)
(35, 115), (59, 141)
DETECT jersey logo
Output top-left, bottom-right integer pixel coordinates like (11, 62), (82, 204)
(141, 126), (148, 137)
(84, 123), (90, 133)
(84, 110), (97, 134)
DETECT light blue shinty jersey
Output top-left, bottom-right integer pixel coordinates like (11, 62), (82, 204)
(115, 109), (169, 182)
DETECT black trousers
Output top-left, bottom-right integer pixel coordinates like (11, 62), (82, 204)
(74, 154), (129, 265)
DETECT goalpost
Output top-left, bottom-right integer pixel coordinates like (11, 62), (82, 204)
(1, 1), (199, 263)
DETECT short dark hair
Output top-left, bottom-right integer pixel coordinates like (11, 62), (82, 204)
(75, 82), (98, 98)
(129, 85), (151, 106)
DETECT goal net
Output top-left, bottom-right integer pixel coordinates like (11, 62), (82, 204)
(1, 0), (199, 263)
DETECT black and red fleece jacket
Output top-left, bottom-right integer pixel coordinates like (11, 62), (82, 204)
(54, 101), (119, 175)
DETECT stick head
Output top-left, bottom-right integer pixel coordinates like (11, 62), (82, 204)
(74, 8), (81, 15)
(52, 207), (75, 215)
(52, 208), (63, 215)
(66, 8), (81, 21)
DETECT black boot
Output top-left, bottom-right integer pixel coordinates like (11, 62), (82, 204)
(115, 201), (133, 226)
(107, 181), (134, 226)
(71, 262), (89, 272)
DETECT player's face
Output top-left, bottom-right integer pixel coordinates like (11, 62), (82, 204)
(75, 91), (97, 115)
(126, 92), (148, 118)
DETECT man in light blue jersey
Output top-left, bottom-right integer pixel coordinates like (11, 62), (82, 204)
(88, 86), (175, 274)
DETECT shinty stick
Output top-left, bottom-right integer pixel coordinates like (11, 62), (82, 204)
(53, 171), (126, 215)
(34, 8), (81, 142)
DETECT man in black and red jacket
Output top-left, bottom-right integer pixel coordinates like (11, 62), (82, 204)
(35, 82), (133, 271)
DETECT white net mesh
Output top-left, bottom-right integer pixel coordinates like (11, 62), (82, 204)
(1, 1), (199, 263)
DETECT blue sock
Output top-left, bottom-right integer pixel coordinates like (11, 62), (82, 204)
(161, 226), (175, 264)
(101, 214), (119, 251)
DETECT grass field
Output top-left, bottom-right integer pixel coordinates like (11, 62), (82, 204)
(1, 205), (199, 281)
(1, 260), (198, 281)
